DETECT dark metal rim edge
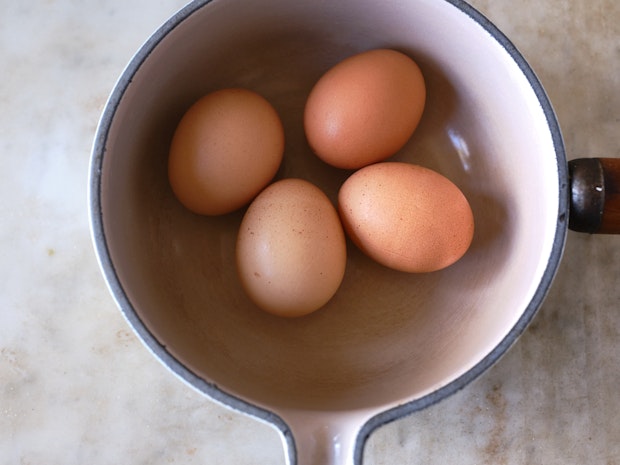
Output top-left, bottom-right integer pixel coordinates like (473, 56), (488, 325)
(87, 1), (570, 463)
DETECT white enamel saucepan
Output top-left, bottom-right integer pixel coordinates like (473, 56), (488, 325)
(88, 0), (620, 463)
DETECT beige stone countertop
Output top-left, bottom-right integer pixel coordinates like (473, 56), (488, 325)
(1, 0), (618, 463)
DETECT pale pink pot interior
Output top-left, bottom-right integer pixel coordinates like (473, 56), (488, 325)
(94, 0), (563, 460)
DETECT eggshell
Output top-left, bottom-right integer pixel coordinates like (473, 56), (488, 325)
(338, 162), (474, 273)
(304, 49), (426, 169)
(168, 88), (284, 215)
(236, 178), (347, 317)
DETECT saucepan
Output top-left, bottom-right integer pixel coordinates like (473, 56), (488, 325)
(88, 0), (620, 463)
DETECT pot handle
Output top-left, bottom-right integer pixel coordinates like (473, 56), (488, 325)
(282, 412), (368, 465)
(568, 157), (620, 234)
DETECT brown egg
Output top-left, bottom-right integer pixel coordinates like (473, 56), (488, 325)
(168, 88), (284, 215)
(304, 49), (426, 170)
(236, 178), (347, 317)
(338, 162), (474, 273)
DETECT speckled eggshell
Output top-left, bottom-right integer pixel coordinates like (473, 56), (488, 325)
(168, 88), (284, 215)
(304, 49), (426, 169)
(236, 178), (347, 317)
(338, 162), (474, 273)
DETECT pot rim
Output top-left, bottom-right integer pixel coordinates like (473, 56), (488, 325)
(88, 0), (569, 459)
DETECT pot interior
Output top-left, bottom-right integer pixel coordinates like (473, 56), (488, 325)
(95, 0), (565, 414)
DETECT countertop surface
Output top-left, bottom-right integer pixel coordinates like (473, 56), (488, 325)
(2, 0), (619, 463)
